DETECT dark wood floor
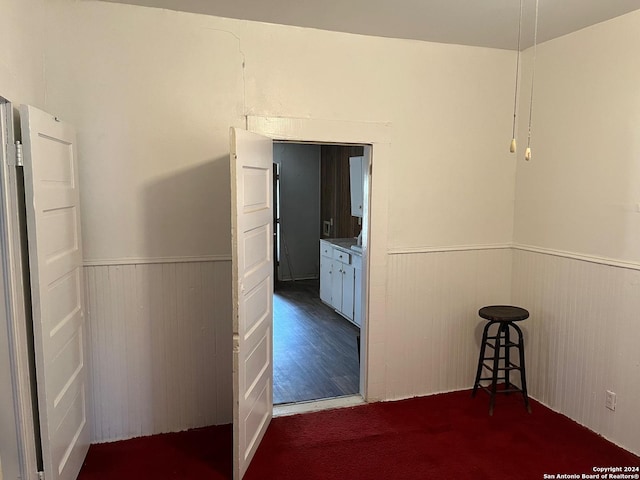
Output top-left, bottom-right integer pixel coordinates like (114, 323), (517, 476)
(273, 279), (360, 405)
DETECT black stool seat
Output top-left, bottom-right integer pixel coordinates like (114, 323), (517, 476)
(472, 305), (531, 415)
(479, 305), (529, 322)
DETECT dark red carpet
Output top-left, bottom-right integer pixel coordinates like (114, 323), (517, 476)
(79, 390), (639, 480)
(78, 423), (232, 479)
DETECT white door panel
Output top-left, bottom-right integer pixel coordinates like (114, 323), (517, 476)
(231, 127), (273, 480)
(20, 105), (89, 480)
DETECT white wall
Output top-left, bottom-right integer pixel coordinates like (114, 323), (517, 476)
(241, 22), (517, 251)
(273, 143), (321, 281)
(0, 0), (47, 477)
(44, 3), (243, 262)
(385, 248), (512, 399)
(43, 2), (516, 261)
(513, 250), (640, 456)
(0, 0), (46, 108)
(38, 0), (517, 441)
(514, 10), (640, 263)
(84, 261), (231, 441)
(513, 10), (640, 455)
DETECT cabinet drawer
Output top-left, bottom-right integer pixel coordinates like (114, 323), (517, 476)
(320, 241), (332, 258)
(352, 254), (362, 270)
(333, 249), (351, 265)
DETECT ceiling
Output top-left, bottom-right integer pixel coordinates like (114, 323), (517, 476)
(99, 0), (640, 50)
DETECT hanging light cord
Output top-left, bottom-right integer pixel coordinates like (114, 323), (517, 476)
(526, 0), (540, 159)
(511, 0), (524, 142)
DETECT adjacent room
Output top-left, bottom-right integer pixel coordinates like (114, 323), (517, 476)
(272, 143), (365, 405)
(1, 0), (640, 479)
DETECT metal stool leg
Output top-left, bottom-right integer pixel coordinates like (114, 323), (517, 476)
(489, 323), (503, 416)
(472, 320), (494, 397)
(475, 305), (530, 415)
(504, 323), (511, 393)
(511, 323), (531, 413)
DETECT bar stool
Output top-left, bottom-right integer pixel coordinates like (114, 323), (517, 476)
(472, 305), (531, 415)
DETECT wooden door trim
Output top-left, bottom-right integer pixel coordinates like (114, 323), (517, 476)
(247, 115), (391, 402)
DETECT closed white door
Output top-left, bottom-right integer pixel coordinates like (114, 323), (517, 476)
(20, 105), (89, 480)
(230, 127), (274, 479)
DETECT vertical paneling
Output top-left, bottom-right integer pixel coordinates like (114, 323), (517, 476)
(385, 248), (513, 399)
(513, 250), (640, 456)
(82, 249), (640, 456)
(84, 261), (232, 443)
(320, 145), (364, 239)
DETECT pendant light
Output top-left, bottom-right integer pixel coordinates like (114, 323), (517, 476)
(510, 0), (524, 154)
(525, 0), (540, 162)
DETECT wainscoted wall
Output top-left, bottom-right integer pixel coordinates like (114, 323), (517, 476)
(82, 248), (640, 456)
(83, 260), (232, 443)
(512, 248), (640, 455)
(384, 247), (513, 399)
(84, 248), (513, 442)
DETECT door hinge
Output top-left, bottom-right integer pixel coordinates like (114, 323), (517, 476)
(7, 141), (23, 167)
(16, 141), (23, 166)
(37, 471), (45, 480)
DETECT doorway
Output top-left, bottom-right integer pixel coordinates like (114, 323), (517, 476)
(272, 142), (369, 406)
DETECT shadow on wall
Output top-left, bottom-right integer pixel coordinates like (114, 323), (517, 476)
(133, 156), (233, 432)
(141, 156), (231, 259)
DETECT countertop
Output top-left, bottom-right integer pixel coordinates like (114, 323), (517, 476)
(321, 237), (362, 255)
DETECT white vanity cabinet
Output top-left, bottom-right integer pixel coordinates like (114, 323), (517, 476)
(329, 246), (355, 322)
(320, 239), (362, 326)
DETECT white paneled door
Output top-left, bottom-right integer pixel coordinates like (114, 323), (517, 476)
(230, 127), (274, 479)
(20, 105), (89, 480)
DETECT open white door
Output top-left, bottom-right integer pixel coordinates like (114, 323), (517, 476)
(230, 127), (274, 479)
(20, 105), (89, 480)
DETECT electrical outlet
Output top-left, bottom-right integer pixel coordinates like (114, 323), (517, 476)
(605, 390), (616, 411)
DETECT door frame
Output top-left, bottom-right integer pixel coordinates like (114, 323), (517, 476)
(247, 116), (391, 401)
(273, 142), (366, 404)
(1, 99), (40, 480)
